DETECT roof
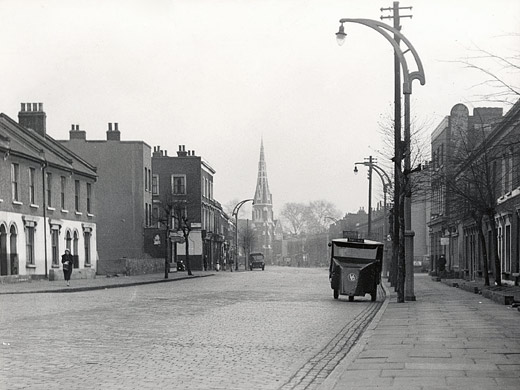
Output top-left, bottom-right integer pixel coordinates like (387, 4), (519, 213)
(0, 113), (97, 178)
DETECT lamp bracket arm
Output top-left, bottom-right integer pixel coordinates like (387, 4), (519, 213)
(339, 18), (425, 92)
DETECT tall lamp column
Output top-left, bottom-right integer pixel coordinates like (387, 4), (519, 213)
(336, 17), (425, 301)
(232, 199), (254, 271)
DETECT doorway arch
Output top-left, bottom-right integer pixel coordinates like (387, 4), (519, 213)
(0, 224), (7, 276)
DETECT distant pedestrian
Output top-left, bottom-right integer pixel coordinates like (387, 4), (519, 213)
(61, 249), (74, 286)
(203, 255), (208, 271)
(438, 254), (447, 279)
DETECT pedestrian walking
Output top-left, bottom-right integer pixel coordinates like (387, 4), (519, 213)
(228, 253), (233, 272)
(438, 254), (447, 279)
(61, 249), (74, 286)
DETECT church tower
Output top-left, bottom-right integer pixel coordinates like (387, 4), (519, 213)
(252, 139), (275, 261)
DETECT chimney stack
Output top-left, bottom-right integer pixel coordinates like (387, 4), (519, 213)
(177, 144), (188, 157)
(152, 146), (163, 158)
(69, 123), (86, 140)
(106, 122), (121, 141)
(18, 102), (46, 137)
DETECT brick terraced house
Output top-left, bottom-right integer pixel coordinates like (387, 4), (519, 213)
(0, 104), (97, 280)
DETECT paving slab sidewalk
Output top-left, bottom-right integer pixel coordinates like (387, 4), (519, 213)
(0, 271), (214, 294)
(320, 273), (520, 390)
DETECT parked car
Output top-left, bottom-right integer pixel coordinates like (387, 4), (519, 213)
(249, 252), (265, 271)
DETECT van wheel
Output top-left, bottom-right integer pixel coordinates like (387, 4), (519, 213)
(348, 296), (354, 302)
(333, 289), (339, 299)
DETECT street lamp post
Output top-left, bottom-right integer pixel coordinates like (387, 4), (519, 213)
(336, 17), (425, 302)
(354, 156), (376, 238)
(354, 158), (392, 277)
(232, 199), (254, 271)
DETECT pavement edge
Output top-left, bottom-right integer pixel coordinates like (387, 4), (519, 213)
(318, 280), (392, 390)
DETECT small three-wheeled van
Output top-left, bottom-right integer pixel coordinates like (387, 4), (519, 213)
(329, 238), (383, 302)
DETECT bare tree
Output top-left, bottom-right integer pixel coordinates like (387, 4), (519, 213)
(280, 202), (307, 235)
(305, 200), (342, 234)
(156, 194), (194, 277)
(456, 44), (520, 105)
(172, 201), (193, 276)
(377, 113), (431, 299)
(239, 221), (256, 268)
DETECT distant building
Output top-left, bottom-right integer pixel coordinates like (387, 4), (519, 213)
(251, 140), (276, 263)
(0, 103), (97, 280)
(59, 122), (152, 266)
(428, 104), (504, 276)
(149, 145), (229, 271)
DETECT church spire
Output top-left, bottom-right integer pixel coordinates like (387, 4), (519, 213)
(253, 138), (272, 206)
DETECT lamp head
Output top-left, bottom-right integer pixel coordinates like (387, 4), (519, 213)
(353, 165), (358, 174)
(336, 23), (346, 46)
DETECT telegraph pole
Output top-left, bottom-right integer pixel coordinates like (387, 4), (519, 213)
(381, 2), (412, 302)
(367, 156), (374, 238)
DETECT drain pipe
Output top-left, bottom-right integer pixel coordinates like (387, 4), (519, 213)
(41, 160), (48, 278)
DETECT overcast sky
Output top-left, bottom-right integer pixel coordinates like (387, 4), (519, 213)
(1, 0), (519, 218)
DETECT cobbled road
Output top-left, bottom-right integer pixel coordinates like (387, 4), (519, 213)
(0, 266), (384, 390)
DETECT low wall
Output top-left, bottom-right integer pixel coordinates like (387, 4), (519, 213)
(49, 268), (96, 281)
(97, 258), (166, 276)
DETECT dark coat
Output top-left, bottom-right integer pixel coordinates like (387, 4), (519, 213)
(438, 256), (447, 271)
(62, 253), (74, 271)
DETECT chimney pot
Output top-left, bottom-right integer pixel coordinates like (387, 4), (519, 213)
(108, 123), (112, 131)
(71, 124), (74, 130)
(19, 101), (46, 137)
(114, 123), (118, 131)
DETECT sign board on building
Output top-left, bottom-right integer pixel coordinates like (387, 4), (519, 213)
(191, 222), (202, 229)
(170, 236), (185, 243)
(440, 237), (450, 246)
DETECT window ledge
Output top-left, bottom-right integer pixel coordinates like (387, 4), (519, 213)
(47, 206), (55, 211)
(30, 204), (39, 209)
(12, 200), (23, 206)
(61, 209), (69, 214)
(51, 264), (60, 269)
(84, 264), (91, 268)
(87, 213), (94, 217)
(26, 264), (36, 269)
(75, 211), (83, 216)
